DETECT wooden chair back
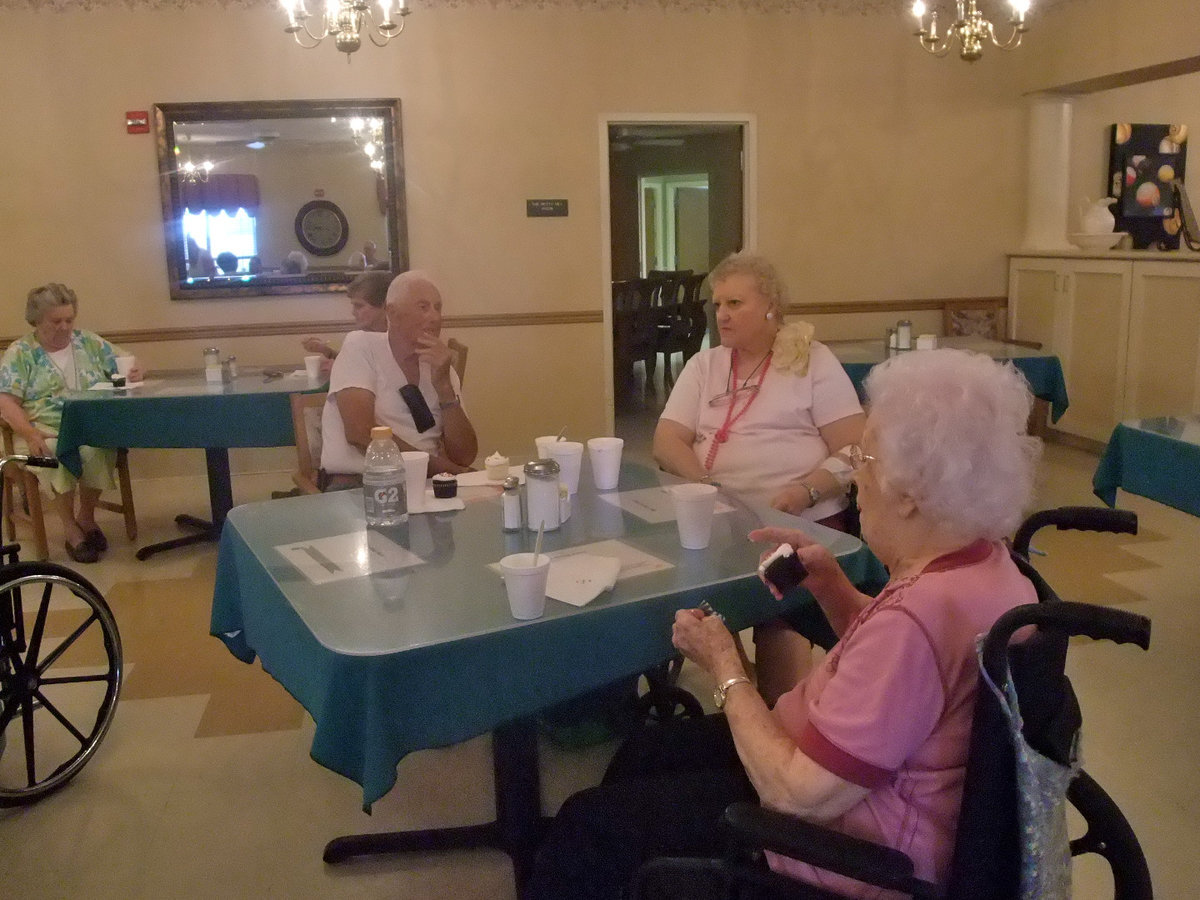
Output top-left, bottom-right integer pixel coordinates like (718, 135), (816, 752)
(289, 392), (327, 495)
(447, 338), (469, 385)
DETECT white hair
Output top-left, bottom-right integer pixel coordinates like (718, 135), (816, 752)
(863, 348), (1042, 541)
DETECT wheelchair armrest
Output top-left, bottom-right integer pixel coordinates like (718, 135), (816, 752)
(722, 803), (937, 895)
(1012, 506), (1137, 559)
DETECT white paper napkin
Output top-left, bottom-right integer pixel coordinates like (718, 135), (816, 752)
(545, 553), (621, 607)
(409, 489), (465, 514)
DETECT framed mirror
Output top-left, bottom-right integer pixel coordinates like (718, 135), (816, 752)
(154, 99), (407, 300)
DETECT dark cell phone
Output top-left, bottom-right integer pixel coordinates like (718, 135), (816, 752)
(399, 383), (436, 433)
(758, 544), (808, 595)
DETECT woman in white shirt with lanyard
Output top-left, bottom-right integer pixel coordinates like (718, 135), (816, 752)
(654, 252), (865, 700)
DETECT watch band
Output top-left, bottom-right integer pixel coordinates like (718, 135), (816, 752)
(713, 675), (752, 709)
(798, 480), (820, 507)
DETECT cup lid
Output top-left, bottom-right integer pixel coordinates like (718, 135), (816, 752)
(524, 459), (561, 478)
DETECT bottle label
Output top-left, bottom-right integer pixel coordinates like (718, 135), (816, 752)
(363, 469), (407, 526)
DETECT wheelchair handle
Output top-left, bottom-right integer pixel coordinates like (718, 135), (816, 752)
(980, 601), (1151, 683)
(1012, 506), (1138, 559)
(0, 453), (59, 474)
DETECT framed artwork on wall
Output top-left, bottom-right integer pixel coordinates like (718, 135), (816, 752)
(1107, 123), (1189, 250)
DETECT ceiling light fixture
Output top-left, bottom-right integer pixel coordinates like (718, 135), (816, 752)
(349, 117), (387, 172)
(910, 0), (1030, 62)
(280, 0), (409, 58)
(174, 140), (215, 183)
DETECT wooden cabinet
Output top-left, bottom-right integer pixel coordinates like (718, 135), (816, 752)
(1009, 254), (1200, 442)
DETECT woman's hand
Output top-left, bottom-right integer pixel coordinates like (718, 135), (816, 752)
(25, 430), (53, 459)
(769, 482), (816, 515)
(302, 337), (334, 358)
(748, 527), (839, 601)
(672, 608), (743, 680)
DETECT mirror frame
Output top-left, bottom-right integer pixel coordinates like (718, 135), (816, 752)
(154, 98), (408, 300)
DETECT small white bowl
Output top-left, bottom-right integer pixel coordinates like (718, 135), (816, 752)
(1070, 232), (1126, 251)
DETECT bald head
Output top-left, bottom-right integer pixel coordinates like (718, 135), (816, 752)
(386, 271), (444, 345)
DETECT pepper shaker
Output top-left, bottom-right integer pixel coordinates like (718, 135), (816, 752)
(502, 476), (522, 531)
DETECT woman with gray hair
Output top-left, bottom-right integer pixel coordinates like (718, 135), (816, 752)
(0, 283), (144, 563)
(527, 348), (1042, 900)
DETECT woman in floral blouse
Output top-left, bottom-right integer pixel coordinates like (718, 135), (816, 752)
(0, 283), (142, 563)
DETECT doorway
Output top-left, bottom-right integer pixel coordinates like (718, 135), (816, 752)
(602, 118), (753, 459)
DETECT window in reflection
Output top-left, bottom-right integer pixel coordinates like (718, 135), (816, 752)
(184, 209), (259, 279)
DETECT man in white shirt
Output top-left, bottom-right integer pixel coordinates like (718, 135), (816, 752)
(319, 271), (478, 489)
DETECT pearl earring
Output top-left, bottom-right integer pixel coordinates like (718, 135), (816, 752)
(765, 312), (774, 320)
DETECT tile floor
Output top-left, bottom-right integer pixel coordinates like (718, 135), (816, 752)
(1, 408), (1197, 897)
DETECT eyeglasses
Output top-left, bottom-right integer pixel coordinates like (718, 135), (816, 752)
(707, 384), (760, 407)
(847, 444), (877, 471)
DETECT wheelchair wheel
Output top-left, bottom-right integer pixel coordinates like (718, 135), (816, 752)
(0, 561), (122, 806)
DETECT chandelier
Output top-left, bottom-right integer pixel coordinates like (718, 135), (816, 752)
(174, 143), (214, 184)
(349, 117), (386, 172)
(910, 0), (1030, 62)
(281, 0), (409, 58)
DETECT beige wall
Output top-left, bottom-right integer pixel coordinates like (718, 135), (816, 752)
(1021, 0), (1200, 94)
(0, 0), (1184, 476)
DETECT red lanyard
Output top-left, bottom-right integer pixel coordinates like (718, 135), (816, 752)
(704, 350), (771, 472)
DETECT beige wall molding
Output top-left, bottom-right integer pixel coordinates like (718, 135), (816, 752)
(0, 310), (603, 351)
(786, 296), (1006, 316)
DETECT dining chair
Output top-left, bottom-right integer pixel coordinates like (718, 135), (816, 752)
(447, 338), (469, 385)
(0, 421), (137, 560)
(289, 392), (327, 495)
(942, 298), (1042, 350)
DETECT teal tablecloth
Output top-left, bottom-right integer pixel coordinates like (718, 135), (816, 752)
(55, 372), (306, 477)
(1093, 416), (1200, 516)
(211, 466), (884, 809)
(830, 336), (1070, 423)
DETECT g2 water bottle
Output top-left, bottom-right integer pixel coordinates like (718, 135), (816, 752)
(363, 426), (407, 526)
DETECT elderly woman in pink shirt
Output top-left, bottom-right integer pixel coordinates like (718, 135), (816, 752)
(526, 348), (1042, 900)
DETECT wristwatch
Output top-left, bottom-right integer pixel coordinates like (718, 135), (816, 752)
(798, 480), (820, 507)
(713, 675), (752, 709)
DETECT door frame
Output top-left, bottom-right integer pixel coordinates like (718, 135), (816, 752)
(598, 113), (758, 431)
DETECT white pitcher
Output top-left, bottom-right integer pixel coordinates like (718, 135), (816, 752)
(1080, 197), (1116, 234)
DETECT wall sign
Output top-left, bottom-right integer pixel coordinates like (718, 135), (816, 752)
(527, 199), (568, 217)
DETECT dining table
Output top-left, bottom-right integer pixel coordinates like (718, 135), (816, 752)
(1093, 415), (1200, 516)
(828, 335), (1071, 424)
(55, 368), (320, 559)
(209, 460), (885, 887)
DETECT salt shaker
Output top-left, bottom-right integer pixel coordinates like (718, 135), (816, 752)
(502, 476), (522, 531)
(524, 459), (562, 532)
(896, 320), (912, 350)
(204, 347), (222, 383)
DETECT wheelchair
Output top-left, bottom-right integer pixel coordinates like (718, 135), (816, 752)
(0, 451), (123, 806)
(632, 506), (1154, 899)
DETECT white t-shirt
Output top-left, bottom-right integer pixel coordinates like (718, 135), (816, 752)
(320, 331), (463, 475)
(659, 342), (862, 517)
